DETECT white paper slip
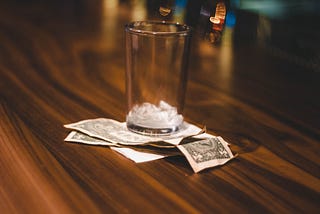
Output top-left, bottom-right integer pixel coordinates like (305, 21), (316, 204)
(111, 147), (167, 163)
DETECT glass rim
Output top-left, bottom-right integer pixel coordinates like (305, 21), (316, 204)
(125, 21), (192, 36)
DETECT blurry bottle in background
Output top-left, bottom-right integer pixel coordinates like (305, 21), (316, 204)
(192, 0), (229, 44)
(145, 0), (231, 44)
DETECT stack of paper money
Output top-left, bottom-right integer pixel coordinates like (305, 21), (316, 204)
(64, 118), (236, 173)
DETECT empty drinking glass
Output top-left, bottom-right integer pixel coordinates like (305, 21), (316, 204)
(125, 21), (192, 136)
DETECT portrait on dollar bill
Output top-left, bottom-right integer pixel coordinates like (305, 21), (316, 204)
(178, 137), (235, 173)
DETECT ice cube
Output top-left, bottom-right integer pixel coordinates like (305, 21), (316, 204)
(127, 101), (183, 129)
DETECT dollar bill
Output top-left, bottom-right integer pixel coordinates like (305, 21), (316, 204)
(64, 118), (237, 172)
(177, 136), (236, 173)
(64, 131), (117, 146)
(64, 118), (203, 146)
(65, 130), (180, 162)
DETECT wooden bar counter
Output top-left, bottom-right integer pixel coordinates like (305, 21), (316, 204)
(0, 0), (319, 213)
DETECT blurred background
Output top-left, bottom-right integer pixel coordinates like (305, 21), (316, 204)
(0, 0), (319, 73)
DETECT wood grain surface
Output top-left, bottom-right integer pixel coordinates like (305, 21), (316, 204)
(0, 0), (319, 213)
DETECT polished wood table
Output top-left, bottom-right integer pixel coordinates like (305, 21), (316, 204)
(0, 1), (319, 213)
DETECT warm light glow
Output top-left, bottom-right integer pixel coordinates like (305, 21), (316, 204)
(215, 2), (226, 20)
(131, 0), (147, 21)
(103, 0), (118, 19)
(103, 0), (118, 10)
(219, 27), (233, 82)
(159, 6), (171, 16)
(210, 16), (221, 24)
(212, 2), (226, 29)
(101, 0), (119, 49)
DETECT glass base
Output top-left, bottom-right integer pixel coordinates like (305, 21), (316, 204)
(126, 122), (180, 136)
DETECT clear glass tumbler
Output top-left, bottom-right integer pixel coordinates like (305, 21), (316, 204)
(125, 21), (192, 136)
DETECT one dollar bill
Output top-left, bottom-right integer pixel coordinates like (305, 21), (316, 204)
(64, 130), (179, 162)
(178, 136), (236, 173)
(64, 118), (203, 146)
